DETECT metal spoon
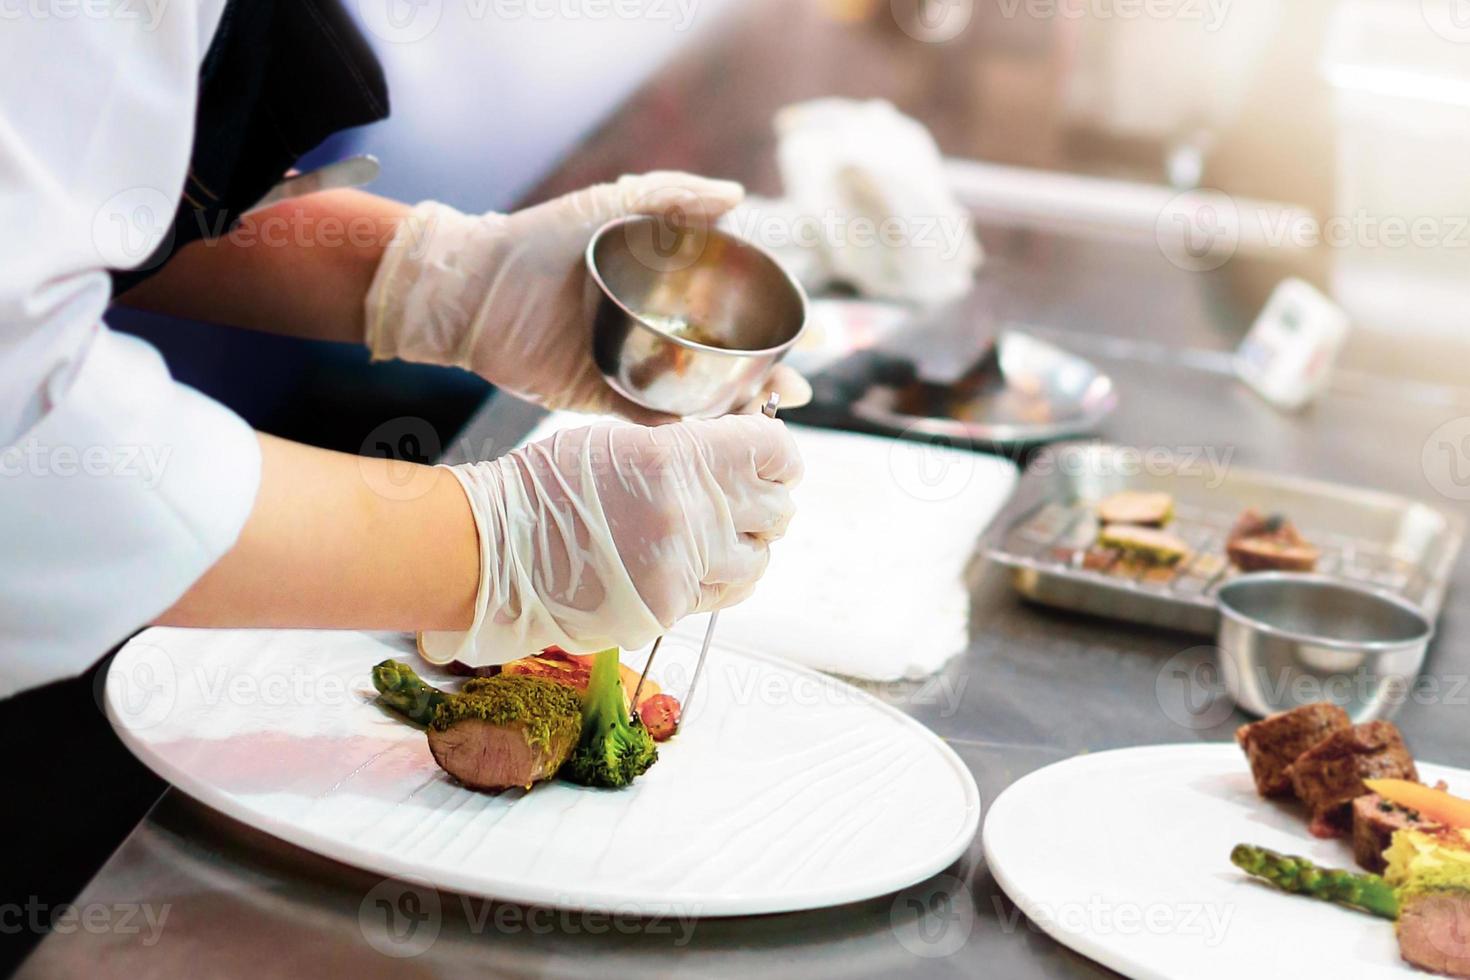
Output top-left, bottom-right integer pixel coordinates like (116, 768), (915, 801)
(629, 392), (782, 729)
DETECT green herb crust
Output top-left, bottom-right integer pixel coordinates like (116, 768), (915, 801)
(434, 675), (584, 753)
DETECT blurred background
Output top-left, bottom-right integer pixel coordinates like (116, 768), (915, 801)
(110, 0), (1470, 452)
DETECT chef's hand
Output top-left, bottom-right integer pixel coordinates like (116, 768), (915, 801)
(363, 172), (811, 422)
(420, 414), (802, 665)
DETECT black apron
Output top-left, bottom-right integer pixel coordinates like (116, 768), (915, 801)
(110, 0), (390, 293)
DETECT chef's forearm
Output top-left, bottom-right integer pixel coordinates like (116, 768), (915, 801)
(116, 190), (410, 345)
(156, 433), (478, 631)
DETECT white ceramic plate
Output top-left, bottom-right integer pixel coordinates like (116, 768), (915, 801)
(983, 743), (1469, 979)
(105, 627), (980, 916)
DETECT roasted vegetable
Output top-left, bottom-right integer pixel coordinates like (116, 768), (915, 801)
(637, 693), (682, 742)
(1230, 843), (1400, 919)
(372, 659), (448, 726)
(1096, 524), (1190, 566)
(1368, 780), (1470, 831)
(560, 647), (658, 789)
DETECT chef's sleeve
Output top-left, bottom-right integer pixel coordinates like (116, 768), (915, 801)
(0, 1), (260, 698)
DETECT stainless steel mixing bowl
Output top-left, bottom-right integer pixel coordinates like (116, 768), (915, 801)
(587, 215), (808, 417)
(1215, 573), (1434, 721)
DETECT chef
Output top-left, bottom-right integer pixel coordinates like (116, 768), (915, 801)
(1, 0), (810, 702)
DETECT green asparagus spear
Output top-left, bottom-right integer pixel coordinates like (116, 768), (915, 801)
(371, 659), (448, 726)
(1231, 844), (1400, 919)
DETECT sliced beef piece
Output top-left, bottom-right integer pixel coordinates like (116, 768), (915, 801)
(1226, 509), (1320, 572)
(1235, 702), (1352, 798)
(1288, 721), (1418, 837)
(427, 718), (580, 792)
(1399, 891), (1470, 978)
(1354, 782), (1447, 873)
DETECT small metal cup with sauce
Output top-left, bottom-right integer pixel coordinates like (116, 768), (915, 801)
(587, 214), (808, 418)
(1215, 573), (1434, 722)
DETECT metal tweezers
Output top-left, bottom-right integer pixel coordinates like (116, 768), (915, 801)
(629, 392), (781, 731)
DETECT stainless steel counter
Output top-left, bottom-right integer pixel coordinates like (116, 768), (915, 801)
(20, 221), (1470, 979)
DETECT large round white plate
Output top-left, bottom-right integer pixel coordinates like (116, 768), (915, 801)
(105, 627), (979, 916)
(983, 743), (1470, 979)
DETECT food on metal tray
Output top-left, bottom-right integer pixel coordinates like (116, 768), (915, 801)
(1096, 490), (1174, 527)
(1095, 524), (1191, 567)
(1226, 509), (1320, 572)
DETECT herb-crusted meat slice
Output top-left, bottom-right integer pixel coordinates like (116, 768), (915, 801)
(427, 676), (583, 792)
(1236, 702), (1352, 798)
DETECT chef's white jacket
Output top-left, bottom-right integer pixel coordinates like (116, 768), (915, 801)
(1, 1), (262, 698)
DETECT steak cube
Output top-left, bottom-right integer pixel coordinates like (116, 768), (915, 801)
(1288, 721), (1418, 837)
(1236, 702), (1352, 798)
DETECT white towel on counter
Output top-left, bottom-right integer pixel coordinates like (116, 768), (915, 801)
(519, 414), (1018, 681)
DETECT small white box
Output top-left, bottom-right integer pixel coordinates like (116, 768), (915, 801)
(1235, 278), (1350, 412)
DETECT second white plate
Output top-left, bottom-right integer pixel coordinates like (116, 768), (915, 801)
(983, 743), (1469, 980)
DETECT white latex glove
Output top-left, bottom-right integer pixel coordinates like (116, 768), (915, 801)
(365, 172), (812, 422)
(418, 414), (803, 666)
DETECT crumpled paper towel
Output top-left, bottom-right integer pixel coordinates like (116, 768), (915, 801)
(721, 98), (982, 307)
(520, 413), (1018, 681)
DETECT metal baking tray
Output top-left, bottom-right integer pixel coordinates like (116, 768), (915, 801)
(986, 443), (1465, 635)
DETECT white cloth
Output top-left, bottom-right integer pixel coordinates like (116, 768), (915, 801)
(525, 413), (1018, 681)
(769, 99), (983, 307)
(0, 1), (261, 698)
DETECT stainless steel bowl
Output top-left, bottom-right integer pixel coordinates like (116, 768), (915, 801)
(587, 215), (808, 417)
(1215, 573), (1433, 721)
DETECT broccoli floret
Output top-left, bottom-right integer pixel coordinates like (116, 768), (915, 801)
(560, 647), (657, 788)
